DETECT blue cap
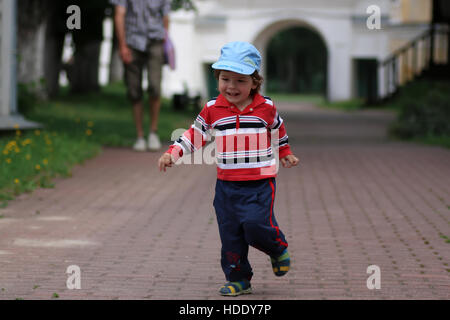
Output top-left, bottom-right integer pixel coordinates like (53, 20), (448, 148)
(212, 41), (261, 75)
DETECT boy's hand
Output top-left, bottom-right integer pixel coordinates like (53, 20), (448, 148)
(280, 154), (300, 168)
(158, 153), (174, 172)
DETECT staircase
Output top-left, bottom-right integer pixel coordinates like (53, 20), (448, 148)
(377, 23), (449, 103)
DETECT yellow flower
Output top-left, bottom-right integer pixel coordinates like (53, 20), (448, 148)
(45, 139), (52, 146)
(2, 150), (9, 155)
(14, 147), (20, 153)
(6, 158), (12, 164)
(14, 179), (20, 184)
(21, 139), (32, 146)
(16, 130), (22, 137)
(43, 159), (49, 165)
(35, 164), (41, 170)
(34, 130), (41, 136)
(26, 154), (31, 160)
(87, 121), (94, 128)
(13, 124), (20, 129)
(85, 129), (93, 136)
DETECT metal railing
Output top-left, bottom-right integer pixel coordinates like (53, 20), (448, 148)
(378, 23), (449, 101)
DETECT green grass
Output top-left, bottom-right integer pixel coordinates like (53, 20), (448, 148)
(266, 92), (326, 105)
(26, 83), (196, 147)
(0, 82), (196, 207)
(319, 98), (366, 112)
(440, 235), (450, 244)
(267, 92), (378, 112)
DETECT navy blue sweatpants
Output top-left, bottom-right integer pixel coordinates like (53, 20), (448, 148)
(213, 178), (288, 282)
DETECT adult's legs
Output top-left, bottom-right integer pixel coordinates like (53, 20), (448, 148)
(147, 41), (164, 135)
(132, 101), (145, 138)
(124, 48), (145, 139)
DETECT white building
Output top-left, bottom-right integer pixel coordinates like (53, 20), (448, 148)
(162, 0), (433, 102)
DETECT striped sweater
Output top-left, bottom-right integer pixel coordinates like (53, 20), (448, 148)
(166, 93), (293, 181)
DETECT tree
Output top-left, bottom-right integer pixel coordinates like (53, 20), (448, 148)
(17, 0), (51, 95)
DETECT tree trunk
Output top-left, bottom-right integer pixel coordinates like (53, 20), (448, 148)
(16, 0), (50, 97)
(67, 40), (102, 93)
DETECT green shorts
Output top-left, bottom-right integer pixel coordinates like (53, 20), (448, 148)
(124, 40), (164, 103)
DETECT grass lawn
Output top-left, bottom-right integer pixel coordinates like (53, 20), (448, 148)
(0, 82), (196, 207)
(267, 92), (382, 112)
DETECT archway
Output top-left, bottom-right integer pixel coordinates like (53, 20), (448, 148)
(267, 27), (327, 96)
(253, 20), (329, 99)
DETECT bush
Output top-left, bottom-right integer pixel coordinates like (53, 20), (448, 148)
(390, 83), (450, 139)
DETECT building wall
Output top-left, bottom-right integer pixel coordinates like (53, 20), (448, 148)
(160, 0), (432, 102)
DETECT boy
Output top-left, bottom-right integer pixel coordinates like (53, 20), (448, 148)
(158, 41), (299, 296)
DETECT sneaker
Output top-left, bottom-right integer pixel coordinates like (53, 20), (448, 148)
(219, 279), (252, 297)
(148, 132), (161, 151)
(133, 137), (147, 152)
(271, 249), (290, 277)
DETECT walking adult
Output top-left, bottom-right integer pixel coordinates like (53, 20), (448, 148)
(111, 0), (171, 151)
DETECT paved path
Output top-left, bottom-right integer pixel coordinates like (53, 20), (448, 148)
(0, 102), (449, 300)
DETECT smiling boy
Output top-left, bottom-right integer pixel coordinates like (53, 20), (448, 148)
(158, 42), (299, 296)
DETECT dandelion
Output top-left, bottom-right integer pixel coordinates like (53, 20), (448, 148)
(43, 159), (49, 165)
(14, 179), (20, 184)
(6, 158), (12, 164)
(85, 129), (92, 136)
(14, 147), (20, 154)
(21, 139), (32, 147)
(2, 150), (8, 155)
(35, 164), (41, 171)
(34, 130), (41, 136)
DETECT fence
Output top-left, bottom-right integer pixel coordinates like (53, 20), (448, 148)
(378, 23), (449, 101)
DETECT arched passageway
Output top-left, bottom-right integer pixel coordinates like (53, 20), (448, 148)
(253, 20), (329, 100)
(266, 27), (328, 97)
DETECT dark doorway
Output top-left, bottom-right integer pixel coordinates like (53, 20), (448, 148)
(354, 59), (378, 105)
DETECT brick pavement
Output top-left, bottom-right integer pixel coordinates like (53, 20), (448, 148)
(0, 101), (449, 300)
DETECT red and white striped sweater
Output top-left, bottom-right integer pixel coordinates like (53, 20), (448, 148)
(166, 93), (293, 181)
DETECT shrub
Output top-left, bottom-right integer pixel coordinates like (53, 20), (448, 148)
(390, 84), (450, 139)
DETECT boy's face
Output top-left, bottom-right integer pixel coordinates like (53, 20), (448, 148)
(218, 70), (257, 109)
